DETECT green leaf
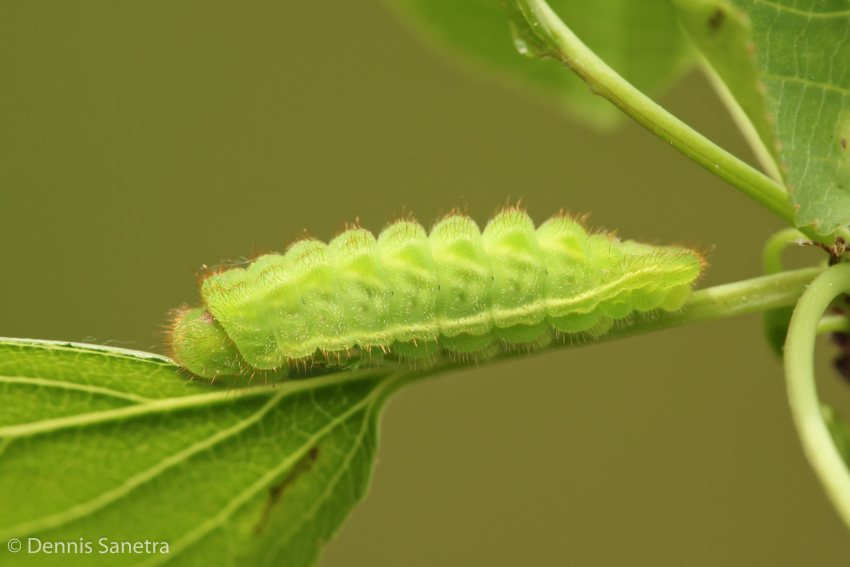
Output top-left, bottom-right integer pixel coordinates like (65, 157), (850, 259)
(763, 304), (794, 356)
(669, 0), (784, 182)
(0, 338), (404, 567)
(822, 404), (850, 468)
(676, 0), (850, 235)
(383, 0), (695, 127)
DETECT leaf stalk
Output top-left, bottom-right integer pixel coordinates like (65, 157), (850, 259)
(783, 263), (850, 530)
(515, 0), (835, 244)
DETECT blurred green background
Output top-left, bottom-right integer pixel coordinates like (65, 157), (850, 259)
(2, 2), (850, 565)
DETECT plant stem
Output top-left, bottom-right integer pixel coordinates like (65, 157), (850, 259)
(700, 60), (784, 185)
(557, 267), (822, 343)
(516, 0), (832, 244)
(784, 264), (850, 530)
(445, 266), (824, 369)
(763, 228), (808, 274)
(818, 314), (850, 335)
(9, 267), (824, 387)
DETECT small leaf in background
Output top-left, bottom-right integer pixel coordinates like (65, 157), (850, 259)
(763, 305), (795, 356)
(822, 404), (850, 468)
(383, 0), (695, 127)
(677, 0), (850, 235)
(670, 0), (783, 182)
(0, 339), (403, 567)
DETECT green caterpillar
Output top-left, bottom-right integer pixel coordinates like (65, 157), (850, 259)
(169, 207), (704, 379)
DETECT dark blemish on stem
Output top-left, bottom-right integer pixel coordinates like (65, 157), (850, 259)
(708, 9), (725, 30)
(841, 137), (847, 149)
(253, 446), (320, 536)
(800, 236), (847, 266)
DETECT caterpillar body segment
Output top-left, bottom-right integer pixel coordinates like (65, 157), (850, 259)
(377, 220), (439, 346)
(168, 307), (249, 379)
(171, 209), (704, 379)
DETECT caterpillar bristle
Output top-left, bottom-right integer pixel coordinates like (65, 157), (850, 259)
(388, 206), (417, 226)
(195, 264), (224, 287)
(248, 243), (275, 262)
(285, 228), (318, 250)
(438, 204), (469, 222)
(495, 197), (526, 216)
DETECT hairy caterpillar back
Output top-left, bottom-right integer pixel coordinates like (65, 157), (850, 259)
(169, 208), (704, 379)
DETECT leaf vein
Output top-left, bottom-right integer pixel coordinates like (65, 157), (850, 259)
(753, 0), (850, 18)
(763, 72), (850, 96)
(0, 375), (152, 404)
(139, 375), (396, 567)
(0, 389), (289, 541)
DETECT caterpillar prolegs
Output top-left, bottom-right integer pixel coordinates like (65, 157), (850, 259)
(169, 208), (704, 379)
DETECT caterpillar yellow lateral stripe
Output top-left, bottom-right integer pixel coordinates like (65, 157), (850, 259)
(168, 206), (705, 379)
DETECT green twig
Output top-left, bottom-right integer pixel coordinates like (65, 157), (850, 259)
(761, 228), (813, 356)
(700, 60), (784, 185)
(763, 228), (808, 275)
(8, 268), (823, 386)
(515, 0), (834, 244)
(434, 267), (825, 371)
(818, 315), (850, 335)
(568, 267), (823, 345)
(784, 264), (850, 530)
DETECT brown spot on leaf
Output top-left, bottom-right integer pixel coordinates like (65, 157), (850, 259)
(708, 9), (725, 30)
(253, 447), (320, 536)
(841, 137), (847, 149)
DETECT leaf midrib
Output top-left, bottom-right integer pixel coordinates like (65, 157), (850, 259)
(0, 371), (384, 440)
